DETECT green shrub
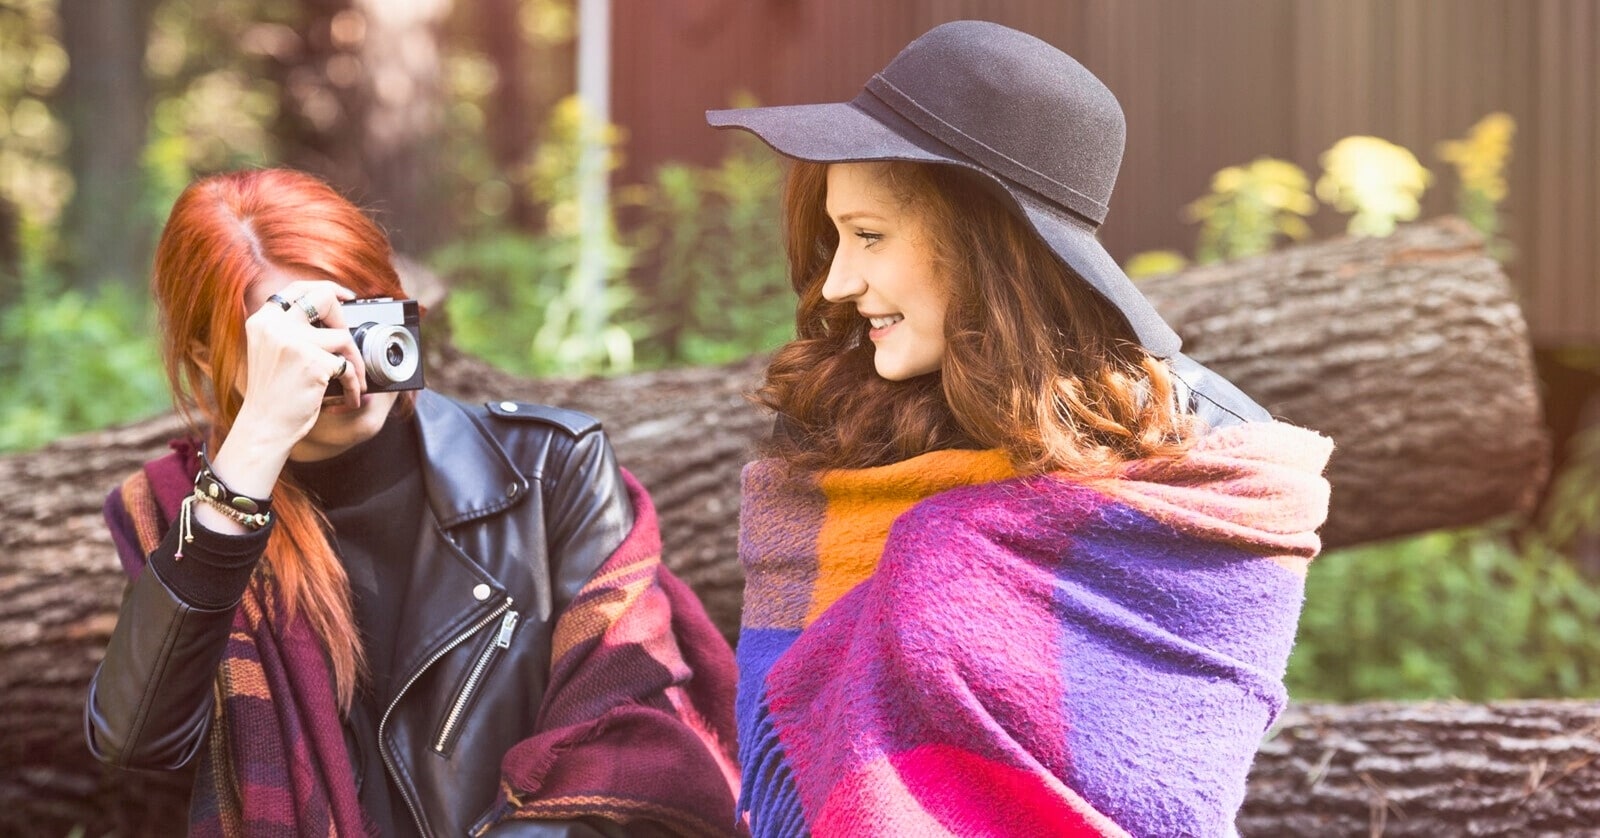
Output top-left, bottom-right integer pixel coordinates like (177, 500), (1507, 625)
(431, 96), (637, 378)
(633, 132), (790, 366)
(431, 228), (636, 378)
(1183, 157), (1315, 263)
(1287, 524), (1600, 701)
(0, 271), (169, 452)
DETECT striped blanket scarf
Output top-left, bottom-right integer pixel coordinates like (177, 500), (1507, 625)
(111, 443), (741, 837)
(736, 422), (1332, 837)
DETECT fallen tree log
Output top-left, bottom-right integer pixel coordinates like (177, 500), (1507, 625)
(1239, 700), (1600, 836)
(1139, 216), (1548, 548)
(0, 218), (1557, 834)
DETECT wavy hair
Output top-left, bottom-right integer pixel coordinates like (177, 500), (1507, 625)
(756, 161), (1198, 475)
(152, 167), (415, 710)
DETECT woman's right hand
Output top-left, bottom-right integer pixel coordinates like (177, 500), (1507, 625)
(197, 279), (363, 531)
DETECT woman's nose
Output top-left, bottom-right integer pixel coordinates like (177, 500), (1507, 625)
(821, 253), (865, 302)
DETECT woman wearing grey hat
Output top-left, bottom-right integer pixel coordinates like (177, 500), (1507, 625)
(712, 20), (1334, 838)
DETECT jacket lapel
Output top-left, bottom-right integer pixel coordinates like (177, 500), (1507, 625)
(413, 390), (531, 528)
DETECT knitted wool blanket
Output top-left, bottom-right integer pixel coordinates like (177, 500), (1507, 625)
(736, 422), (1333, 837)
(109, 444), (742, 837)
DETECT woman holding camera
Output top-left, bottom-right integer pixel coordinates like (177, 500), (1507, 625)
(86, 168), (740, 837)
(710, 21), (1333, 837)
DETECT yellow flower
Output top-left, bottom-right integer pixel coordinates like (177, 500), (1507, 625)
(1438, 112), (1515, 203)
(1124, 249), (1189, 279)
(1182, 157), (1315, 262)
(1315, 136), (1432, 236)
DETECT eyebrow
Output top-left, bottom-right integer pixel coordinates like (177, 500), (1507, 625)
(832, 211), (886, 224)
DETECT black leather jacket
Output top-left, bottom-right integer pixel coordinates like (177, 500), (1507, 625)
(86, 391), (642, 837)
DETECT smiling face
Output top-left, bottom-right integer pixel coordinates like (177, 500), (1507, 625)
(821, 163), (950, 381)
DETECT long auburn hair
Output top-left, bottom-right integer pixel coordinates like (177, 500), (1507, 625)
(757, 161), (1199, 475)
(152, 168), (414, 711)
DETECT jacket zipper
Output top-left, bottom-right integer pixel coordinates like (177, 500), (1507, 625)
(434, 609), (520, 753)
(379, 596), (512, 837)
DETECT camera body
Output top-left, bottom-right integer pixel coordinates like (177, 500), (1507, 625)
(327, 298), (426, 396)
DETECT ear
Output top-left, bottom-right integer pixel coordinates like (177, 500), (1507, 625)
(188, 341), (214, 378)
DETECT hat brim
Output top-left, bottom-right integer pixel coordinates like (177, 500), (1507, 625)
(707, 103), (1182, 358)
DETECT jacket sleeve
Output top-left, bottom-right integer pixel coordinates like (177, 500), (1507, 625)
(85, 495), (267, 770)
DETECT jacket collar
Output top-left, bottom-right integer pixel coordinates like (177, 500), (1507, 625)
(413, 390), (532, 528)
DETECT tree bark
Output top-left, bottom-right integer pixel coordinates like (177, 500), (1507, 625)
(54, 0), (159, 293)
(1138, 216), (1549, 549)
(1240, 700), (1600, 836)
(0, 218), (1557, 834)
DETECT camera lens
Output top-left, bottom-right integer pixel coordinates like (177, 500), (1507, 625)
(353, 323), (420, 386)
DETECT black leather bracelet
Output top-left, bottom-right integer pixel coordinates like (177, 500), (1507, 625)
(195, 445), (273, 517)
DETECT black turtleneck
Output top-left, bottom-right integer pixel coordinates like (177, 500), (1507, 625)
(287, 409), (425, 837)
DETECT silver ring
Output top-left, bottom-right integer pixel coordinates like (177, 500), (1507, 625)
(333, 358), (348, 379)
(266, 293), (293, 312)
(294, 294), (320, 323)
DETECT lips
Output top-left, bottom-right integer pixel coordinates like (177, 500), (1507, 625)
(864, 312), (904, 341)
(321, 393), (373, 414)
(867, 314), (903, 329)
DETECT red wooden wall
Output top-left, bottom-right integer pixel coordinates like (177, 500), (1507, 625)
(611, 0), (1599, 347)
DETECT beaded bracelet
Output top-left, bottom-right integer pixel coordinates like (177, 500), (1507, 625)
(194, 488), (272, 529)
(173, 491), (273, 560)
(195, 445), (273, 518)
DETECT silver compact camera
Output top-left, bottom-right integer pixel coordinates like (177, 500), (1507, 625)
(327, 297), (425, 395)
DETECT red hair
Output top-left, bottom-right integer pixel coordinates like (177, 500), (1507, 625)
(757, 161), (1198, 474)
(152, 168), (413, 710)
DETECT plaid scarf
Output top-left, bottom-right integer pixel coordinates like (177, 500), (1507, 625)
(111, 440), (373, 837)
(736, 423), (1332, 837)
(473, 471), (743, 836)
(111, 444), (741, 837)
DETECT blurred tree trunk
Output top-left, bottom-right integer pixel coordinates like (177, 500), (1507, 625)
(474, 0), (574, 232)
(0, 195), (19, 307)
(272, 0), (452, 257)
(55, 0), (159, 292)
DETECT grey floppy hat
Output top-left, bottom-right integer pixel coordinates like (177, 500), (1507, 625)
(706, 19), (1181, 358)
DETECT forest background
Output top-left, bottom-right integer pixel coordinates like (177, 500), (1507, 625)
(2, 0), (1599, 705)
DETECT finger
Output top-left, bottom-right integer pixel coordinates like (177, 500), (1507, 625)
(291, 293), (324, 324)
(267, 280), (357, 324)
(312, 286), (380, 331)
(294, 282), (351, 325)
(305, 324), (366, 394)
(325, 352), (363, 408)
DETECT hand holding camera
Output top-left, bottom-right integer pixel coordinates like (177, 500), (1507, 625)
(195, 283), (426, 534)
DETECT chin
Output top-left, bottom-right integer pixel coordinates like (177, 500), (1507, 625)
(873, 358), (942, 382)
(303, 393), (397, 455)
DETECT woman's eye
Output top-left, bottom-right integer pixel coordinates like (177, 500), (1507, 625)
(854, 231), (883, 246)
